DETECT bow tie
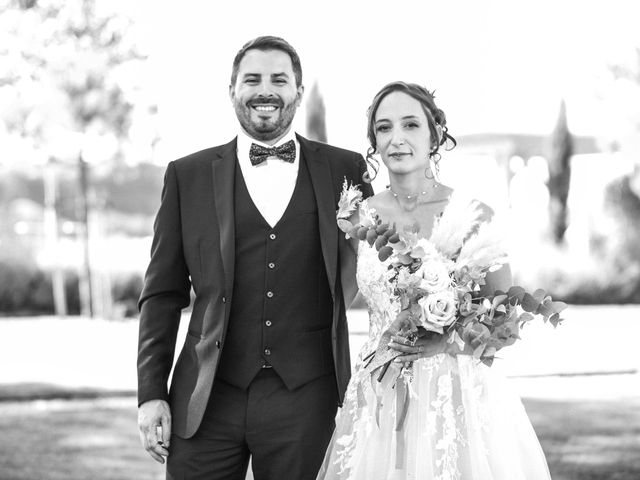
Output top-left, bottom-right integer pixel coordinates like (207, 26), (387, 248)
(249, 140), (296, 166)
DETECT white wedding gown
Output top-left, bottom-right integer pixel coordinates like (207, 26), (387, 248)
(317, 231), (552, 479)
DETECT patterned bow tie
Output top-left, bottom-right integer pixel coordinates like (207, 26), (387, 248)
(249, 140), (296, 166)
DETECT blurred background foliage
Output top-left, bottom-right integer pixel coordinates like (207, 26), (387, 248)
(1, 0), (640, 317)
(0, 0), (158, 316)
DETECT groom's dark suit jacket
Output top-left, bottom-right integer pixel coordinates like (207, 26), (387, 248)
(137, 135), (372, 439)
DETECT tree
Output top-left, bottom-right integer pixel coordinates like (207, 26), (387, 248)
(0, 0), (156, 317)
(0, 0), (152, 162)
(305, 81), (327, 143)
(547, 99), (573, 244)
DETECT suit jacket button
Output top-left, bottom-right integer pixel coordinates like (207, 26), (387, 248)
(216, 340), (221, 348)
(264, 348), (271, 356)
(222, 296), (226, 303)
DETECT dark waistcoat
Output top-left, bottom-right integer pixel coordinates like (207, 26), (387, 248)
(216, 153), (334, 390)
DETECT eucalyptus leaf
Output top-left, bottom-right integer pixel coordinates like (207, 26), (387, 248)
(552, 301), (569, 312)
(537, 302), (553, 318)
(521, 293), (540, 312)
(481, 356), (494, 367)
(518, 312), (535, 323)
(484, 346), (497, 358)
(398, 254), (413, 265)
(507, 286), (525, 300)
(492, 294), (508, 307)
(532, 289), (546, 303)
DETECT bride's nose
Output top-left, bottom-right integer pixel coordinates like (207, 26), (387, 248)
(390, 130), (405, 147)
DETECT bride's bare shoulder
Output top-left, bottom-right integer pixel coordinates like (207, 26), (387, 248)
(365, 191), (395, 215)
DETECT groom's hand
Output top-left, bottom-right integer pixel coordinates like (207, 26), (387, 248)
(138, 399), (172, 464)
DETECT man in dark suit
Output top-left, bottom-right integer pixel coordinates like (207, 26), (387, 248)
(137, 36), (373, 480)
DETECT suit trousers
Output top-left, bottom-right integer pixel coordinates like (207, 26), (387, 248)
(166, 368), (339, 480)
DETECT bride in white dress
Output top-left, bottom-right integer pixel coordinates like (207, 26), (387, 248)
(316, 82), (551, 480)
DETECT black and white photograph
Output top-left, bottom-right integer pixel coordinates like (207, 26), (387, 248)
(1, 0), (639, 479)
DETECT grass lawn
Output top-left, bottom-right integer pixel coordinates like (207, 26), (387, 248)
(0, 395), (639, 480)
(527, 397), (640, 480)
(0, 398), (164, 480)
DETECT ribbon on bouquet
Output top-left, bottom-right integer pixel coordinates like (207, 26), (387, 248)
(361, 332), (412, 470)
(395, 375), (410, 470)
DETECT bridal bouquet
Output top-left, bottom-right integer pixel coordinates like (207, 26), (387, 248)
(337, 180), (567, 378)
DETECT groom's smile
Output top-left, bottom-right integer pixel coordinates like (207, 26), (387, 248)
(248, 97), (282, 117)
(230, 49), (304, 145)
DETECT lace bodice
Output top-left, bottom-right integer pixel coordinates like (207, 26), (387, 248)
(354, 202), (402, 365)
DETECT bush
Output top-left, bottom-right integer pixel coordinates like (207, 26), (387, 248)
(0, 258), (81, 315)
(111, 272), (143, 318)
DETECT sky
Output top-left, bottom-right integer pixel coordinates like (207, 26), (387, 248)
(117, 0), (640, 162)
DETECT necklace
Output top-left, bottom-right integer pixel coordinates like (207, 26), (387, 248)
(386, 184), (446, 212)
(386, 183), (440, 200)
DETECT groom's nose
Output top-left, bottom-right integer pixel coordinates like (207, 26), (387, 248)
(256, 80), (275, 97)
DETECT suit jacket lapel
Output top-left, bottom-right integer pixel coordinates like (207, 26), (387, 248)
(298, 135), (337, 298)
(211, 138), (237, 301)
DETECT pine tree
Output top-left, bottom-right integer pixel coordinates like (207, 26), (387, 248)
(547, 99), (573, 244)
(305, 81), (327, 143)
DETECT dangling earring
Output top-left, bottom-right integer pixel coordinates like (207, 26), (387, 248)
(426, 151), (441, 182)
(424, 162), (435, 180)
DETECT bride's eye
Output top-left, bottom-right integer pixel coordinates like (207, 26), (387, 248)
(404, 122), (419, 129)
(376, 124), (391, 133)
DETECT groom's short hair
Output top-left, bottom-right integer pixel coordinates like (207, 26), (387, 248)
(230, 36), (303, 88)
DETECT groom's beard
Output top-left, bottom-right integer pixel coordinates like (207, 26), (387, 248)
(234, 96), (298, 143)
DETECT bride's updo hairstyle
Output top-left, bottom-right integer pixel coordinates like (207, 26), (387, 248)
(364, 81), (456, 182)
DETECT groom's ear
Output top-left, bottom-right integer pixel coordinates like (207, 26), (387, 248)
(295, 84), (304, 107)
(229, 84), (235, 103)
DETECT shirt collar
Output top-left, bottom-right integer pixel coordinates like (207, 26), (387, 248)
(236, 129), (299, 167)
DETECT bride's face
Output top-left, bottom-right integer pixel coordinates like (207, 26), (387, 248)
(374, 91), (432, 176)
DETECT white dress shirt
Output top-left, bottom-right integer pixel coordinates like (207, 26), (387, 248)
(236, 129), (300, 228)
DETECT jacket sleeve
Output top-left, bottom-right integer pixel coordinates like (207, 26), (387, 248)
(137, 161), (191, 406)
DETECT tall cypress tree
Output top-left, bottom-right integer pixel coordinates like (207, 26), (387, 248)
(306, 81), (327, 143)
(548, 99), (573, 244)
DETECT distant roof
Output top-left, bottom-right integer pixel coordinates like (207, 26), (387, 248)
(455, 133), (600, 158)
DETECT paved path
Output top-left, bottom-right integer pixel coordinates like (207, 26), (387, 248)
(1, 305), (638, 400)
